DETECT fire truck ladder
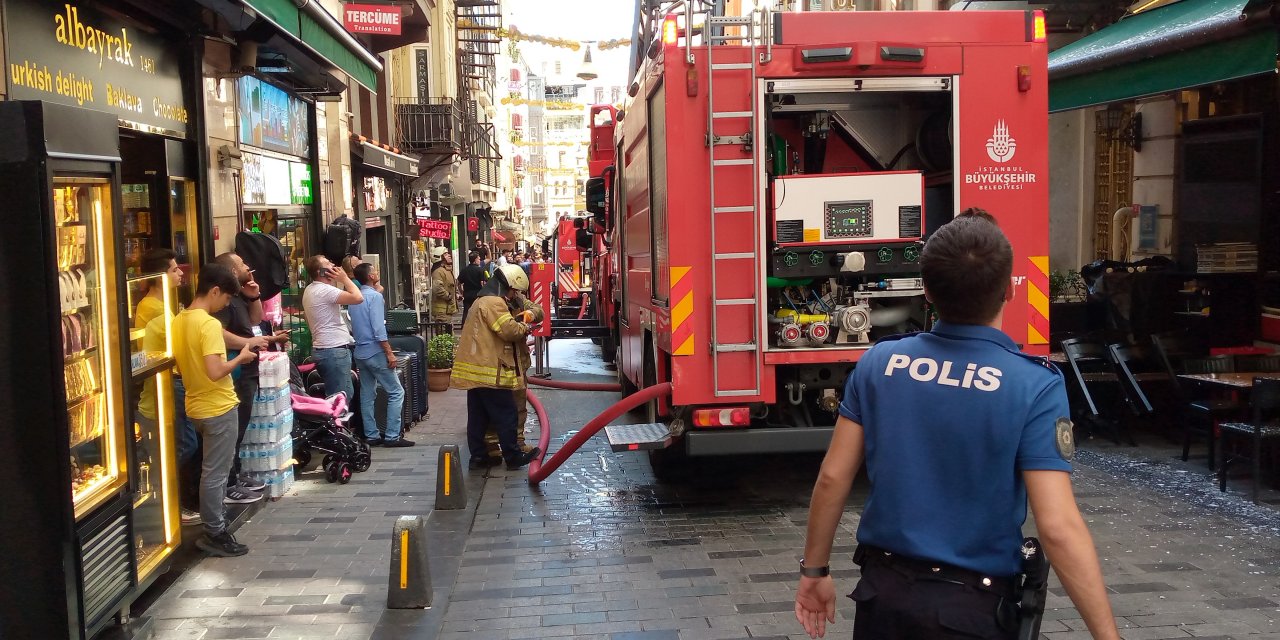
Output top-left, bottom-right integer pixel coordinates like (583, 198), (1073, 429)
(704, 7), (771, 398)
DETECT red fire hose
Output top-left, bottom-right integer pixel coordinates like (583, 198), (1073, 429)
(527, 377), (622, 392)
(527, 382), (673, 485)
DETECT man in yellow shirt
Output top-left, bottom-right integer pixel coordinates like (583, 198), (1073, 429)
(172, 263), (258, 557)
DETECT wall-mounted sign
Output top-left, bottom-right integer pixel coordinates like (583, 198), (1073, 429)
(358, 142), (418, 177)
(363, 176), (388, 212)
(6, 0), (189, 137)
(239, 76), (310, 158)
(417, 218), (452, 240)
(467, 217), (479, 232)
(242, 152), (265, 205)
(343, 3), (402, 35)
(262, 156), (292, 205)
(289, 161), (313, 205)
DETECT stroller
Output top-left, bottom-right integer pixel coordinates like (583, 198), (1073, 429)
(290, 361), (371, 484)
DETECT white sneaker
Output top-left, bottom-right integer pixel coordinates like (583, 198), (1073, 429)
(180, 508), (202, 525)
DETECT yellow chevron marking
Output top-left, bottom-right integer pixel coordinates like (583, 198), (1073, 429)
(675, 335), (695, 356)
(1027, 283), (1050, 319)
(1030, 255), (1049, 276)
(672, 291), (694, 328)
(670, 266), (691, 289)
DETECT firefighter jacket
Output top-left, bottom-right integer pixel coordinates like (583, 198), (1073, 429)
(508, 294), (544, 373)
(451, 294), (529, 390)
(431, 266), (458, 318)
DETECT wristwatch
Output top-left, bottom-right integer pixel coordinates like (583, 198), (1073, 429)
(799, 559), (830, 578)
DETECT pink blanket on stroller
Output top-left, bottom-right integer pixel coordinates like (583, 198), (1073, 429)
(292, 392), (348, 419)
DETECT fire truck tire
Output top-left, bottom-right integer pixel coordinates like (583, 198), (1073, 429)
(601, 332), (616, 364)
(648, 442), (689, 481)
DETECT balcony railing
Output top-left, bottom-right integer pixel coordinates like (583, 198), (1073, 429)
(395, 97), (464, 155)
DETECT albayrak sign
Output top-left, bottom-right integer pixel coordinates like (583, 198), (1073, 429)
(343, 3), (402, 36)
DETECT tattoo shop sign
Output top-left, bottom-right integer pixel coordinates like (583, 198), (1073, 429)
(417, 218), (452, 240)
(6, 1), (189, 138)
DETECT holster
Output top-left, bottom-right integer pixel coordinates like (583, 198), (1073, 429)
(1016, 537), (1051, 640)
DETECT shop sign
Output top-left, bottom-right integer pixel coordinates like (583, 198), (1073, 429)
(343, 3), (402, 36)
(242, 152), (265, 205)
(359, 142), (419, 177)
(417, 218), (452, 240)
(6, 0), (188, 137)
(363, 176), (388, 212)
(239, 76), (310, 158)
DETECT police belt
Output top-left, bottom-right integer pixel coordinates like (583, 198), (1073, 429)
(854, 544), (1018, 599)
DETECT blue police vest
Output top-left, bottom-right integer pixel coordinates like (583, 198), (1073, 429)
(838, 321), (1072, 576)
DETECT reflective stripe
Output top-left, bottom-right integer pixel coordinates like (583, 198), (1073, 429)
(454, 362), (499, 377)
(452, 370), (497, 384)
(490, 313), (513, 332)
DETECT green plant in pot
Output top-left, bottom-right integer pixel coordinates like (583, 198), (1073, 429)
(1048, 269), (1087, 302)
(427, 334), (458, 392)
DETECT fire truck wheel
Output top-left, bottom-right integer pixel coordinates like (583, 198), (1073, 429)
(648, 441), (688, 480)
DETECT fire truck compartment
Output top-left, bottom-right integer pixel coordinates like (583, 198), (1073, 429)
(762, 76), (951, 353)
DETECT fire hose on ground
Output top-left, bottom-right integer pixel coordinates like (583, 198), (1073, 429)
(525, 381), (673, 485)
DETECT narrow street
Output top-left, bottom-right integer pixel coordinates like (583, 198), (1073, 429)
(139, 339), (1280, 640)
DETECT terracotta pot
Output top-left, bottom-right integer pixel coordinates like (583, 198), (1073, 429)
(427, 368), (452, 392)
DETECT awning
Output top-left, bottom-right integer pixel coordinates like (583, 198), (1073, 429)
(354, 142), (420, 177)
(242, 0), (382, 90)
(1048, 0), (1277, 112)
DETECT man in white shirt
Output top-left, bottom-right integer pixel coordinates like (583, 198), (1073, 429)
(302, 255), (363, 403)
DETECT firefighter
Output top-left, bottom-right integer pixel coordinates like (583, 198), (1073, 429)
(794, 210), (1119, 640)
(452, 264), (541, 471)
(430, 246), (458, 322)
(483, 273), (544, 464)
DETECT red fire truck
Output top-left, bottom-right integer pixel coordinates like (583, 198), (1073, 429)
(600, 2), (1051, 468)
(551, 215), (593, 318)
(586, 105), (620, 361)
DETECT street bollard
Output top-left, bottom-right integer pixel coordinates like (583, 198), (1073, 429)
(434, 444), (467, 510)
(387, 515), (432, 609)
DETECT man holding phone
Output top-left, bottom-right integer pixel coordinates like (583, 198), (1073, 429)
(303, 255), (364, 404)
(212, 252), (274, 503)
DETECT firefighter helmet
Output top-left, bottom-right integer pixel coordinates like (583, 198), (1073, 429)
(497, 264), (529, 293)
(431, 246), (448, 260)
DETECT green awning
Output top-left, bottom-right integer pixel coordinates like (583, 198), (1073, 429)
(245, 0), (380, 90)
(1048, 0), (1277, 112)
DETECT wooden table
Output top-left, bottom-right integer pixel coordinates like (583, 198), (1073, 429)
(1178, 372), (1280, 389)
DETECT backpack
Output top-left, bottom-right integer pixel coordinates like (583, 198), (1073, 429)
(323, 215), (361, 263)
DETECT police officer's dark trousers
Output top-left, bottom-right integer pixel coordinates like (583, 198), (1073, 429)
(851, 545), (1017, 640)
(465, 387), (520, 462)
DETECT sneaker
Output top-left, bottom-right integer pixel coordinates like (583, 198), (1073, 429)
(505, 447), (541, 470)
(196, 531), (249, 557)
(235, 473), (266, 492)
(383, 438), (415, 448)
(366, 437), (385, 447)
(180, 508), (202, 526)
(224, 486), (263, 504)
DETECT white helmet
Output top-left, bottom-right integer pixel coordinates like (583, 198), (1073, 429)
(431, 246), (448, 260)
(497, 264), (529, 293)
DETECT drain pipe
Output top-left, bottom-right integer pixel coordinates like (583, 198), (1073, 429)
(527, 382), (673, 485)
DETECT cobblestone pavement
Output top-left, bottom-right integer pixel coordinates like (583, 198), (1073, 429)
(144, 340), (1280, 640)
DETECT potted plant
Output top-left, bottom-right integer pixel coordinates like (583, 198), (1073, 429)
(427, 334), (457, 392)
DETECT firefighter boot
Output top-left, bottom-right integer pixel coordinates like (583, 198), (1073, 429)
(505, 447), (541, 471)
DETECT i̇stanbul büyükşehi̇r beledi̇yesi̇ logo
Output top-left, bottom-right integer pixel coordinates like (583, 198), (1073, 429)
(985, 120), (1016, 163)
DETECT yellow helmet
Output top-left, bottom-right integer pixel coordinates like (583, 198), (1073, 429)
(497, 264), (529, 293)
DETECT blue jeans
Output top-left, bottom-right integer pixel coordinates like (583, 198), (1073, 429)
(355, 351), (405, 441)
(314, 346), (355, 404)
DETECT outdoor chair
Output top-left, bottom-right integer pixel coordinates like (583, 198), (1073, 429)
(1177, 355), (1240, 467)
(1217, 377), (1280, 503)
(1108, 342), (1181, 445)
(1062, 337), (1129, 445)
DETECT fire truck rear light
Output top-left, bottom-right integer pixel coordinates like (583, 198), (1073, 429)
(1030, 10), (1047, 43)
(1017, 65), (1032, 92)
(693, 407), (751, 427)
(686, 66), (699, 97)
(663, 16), (679, 44)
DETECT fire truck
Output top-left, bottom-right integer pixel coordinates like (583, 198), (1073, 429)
(596, 1), (1051, 468)
(550, 215), (593, 319)
(586, 105), (620, 362)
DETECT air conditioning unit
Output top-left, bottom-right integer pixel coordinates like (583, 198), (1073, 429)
(438, 182), (455, 198)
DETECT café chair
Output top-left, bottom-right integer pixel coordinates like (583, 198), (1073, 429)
(1062, 337), (1128, 445)
(1217, 377), (1280, 504)
(1177, 356), (1239, 468)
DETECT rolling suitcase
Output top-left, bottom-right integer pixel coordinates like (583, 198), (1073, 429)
(388, 334), (428, 419)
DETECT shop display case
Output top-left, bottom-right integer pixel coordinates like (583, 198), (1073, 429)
(0, 101), (142, 639)
(125, 274), (180, 583)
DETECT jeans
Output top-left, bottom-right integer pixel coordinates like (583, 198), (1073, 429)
(314, 346), (355, 403)
(173, 377), (201, 510)
(189, 408), (239, 536)
(228, 376), (258, 485)
(466, 388), (519, 461)
(355, 352), (405, 441)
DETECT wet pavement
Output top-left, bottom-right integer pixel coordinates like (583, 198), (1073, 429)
(144, 339), (1280, 640)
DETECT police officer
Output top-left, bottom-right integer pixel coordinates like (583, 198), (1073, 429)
(794, 209), (1120, 640)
